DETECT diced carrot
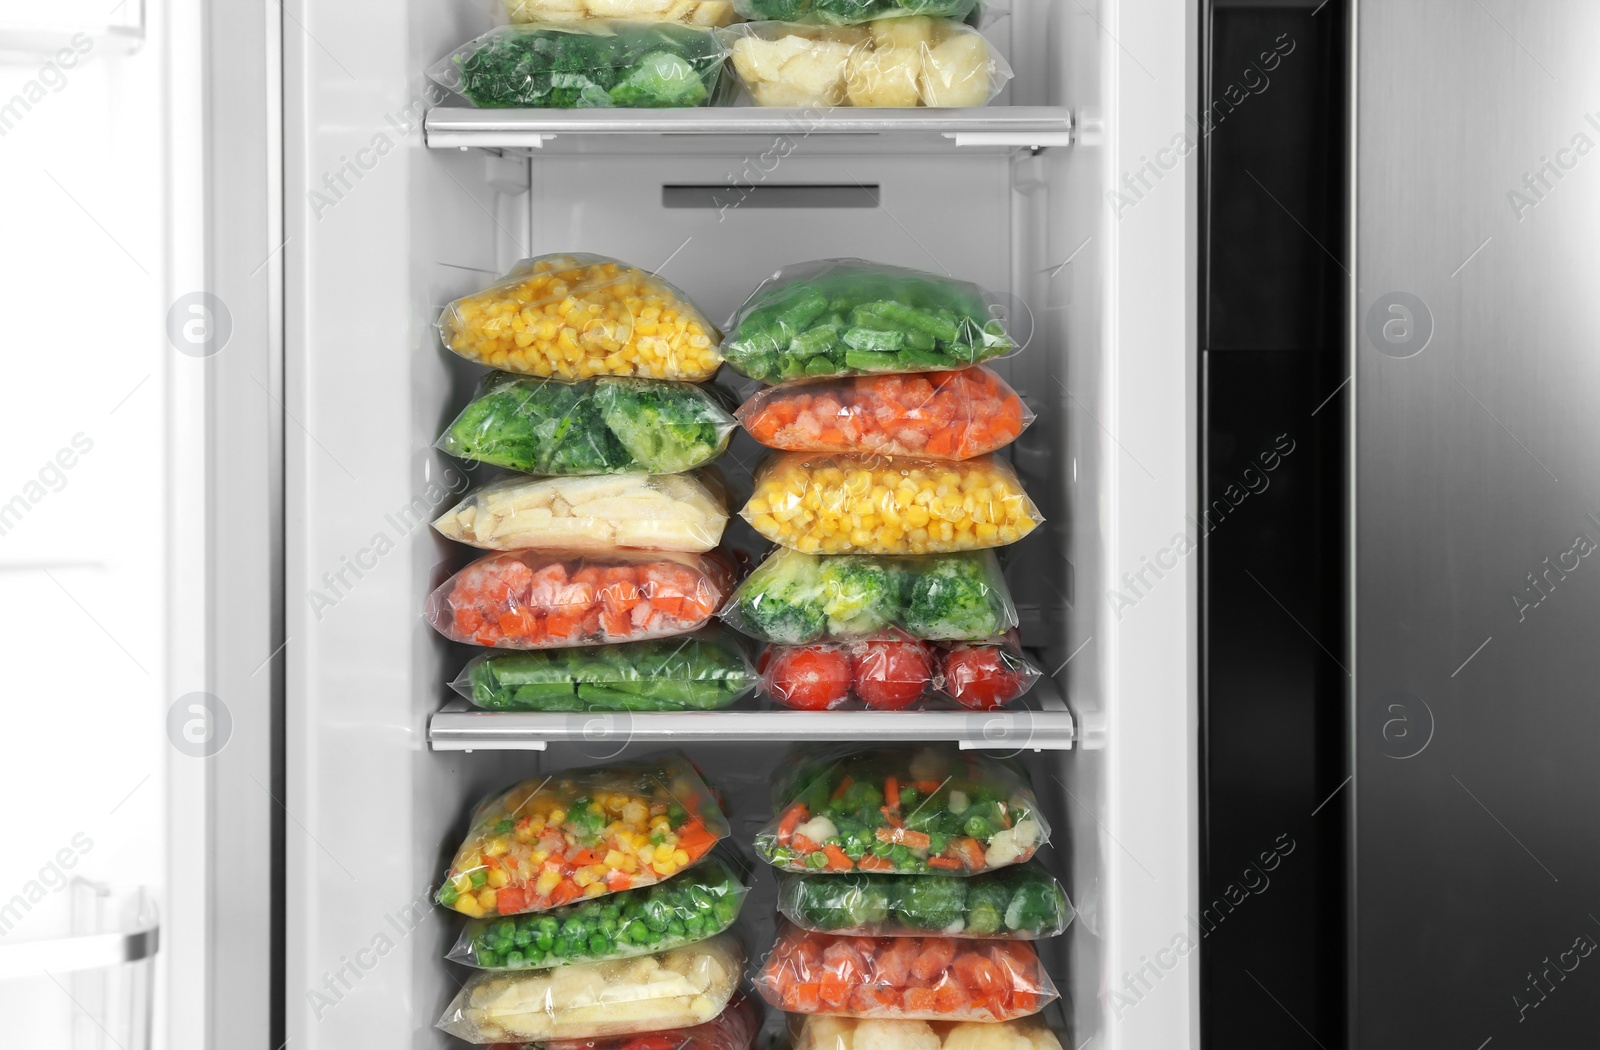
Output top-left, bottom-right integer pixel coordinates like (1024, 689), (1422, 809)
(791, 833), (820, 854)
(925, 430), (954, 457)
(783, 982), (822, 1013)
(953, 953), (1004, 998)
(494, 886), (528, 914)
(822, 844), (853, 871)
(777, 802), (809, 845)
(600, 607), (633, 637)
(570, 849), (599, 867)
(877, 826), (931, 850)
(911, 939), (957, 983)
(928, 855), (962, 870)
(831, 775), (854, 801)
(903, 987), (938, 1014)
(605, 868), (632, 891)
(952, 837), (987, 870)
(856, 854), (895, 872)
(877, 938), (919, 986)
(818, 971), (849, 1008)
(912, 779), (942, 795)
(549, 879), (581, 906)
(884, 776), (900, 811)
(933, 978), (968, 1014)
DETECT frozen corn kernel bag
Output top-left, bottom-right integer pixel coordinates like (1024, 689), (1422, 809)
(719, 18), (1009, 109)
(792, 1015), (1066, 1050)
(743, 452), (1041, 555)
(739, 368), (1033, 461)
(504, 0), (741, 27)
(439, 373), (737, 476)
(720, 261), (1014, 385)
(439, 255), (723, 381)
(756, 745), (1049, 874)
(434, 474), (729, 554)
(426, 550), (734, 650)
(438, 934), (745, 1043)
(437, 749), (729, 918)
(453, 628), (759, 712)
(514, 993), (762, 1050)
(754, 923), (1058, 1023)
(777, 864), (1073, 939)
(732, 0), (977, 24)
(761, 635), (1040, 713)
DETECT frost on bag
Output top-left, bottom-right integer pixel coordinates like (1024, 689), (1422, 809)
(437, 934), (745, 1043)
(437, 749), (730, 918)
(755, 746), (1049, 875)
(430, 22), (731, 109)
(448, 851), (749, 969)
(434, 474), (729, 554)
(427, 550), (734, 649)
(791, 1015), (1066, 1050)
(504, 0), (741, 27)
(777, 864), (1073, 939)
(754, 923), (1058, 1023)
(731, 0), (976, 24)
(439, 373), (738, 476)
(453, 628), (759, 712)
(761, 635), (1040, 712)
(719, 18), (1009, 109)
(738, 368), (1033, 461)
(742, 453), (1041, 555)
(439, 255), (723, 381)
(491, 992), (763, 1050)
(720, 261), (1014, 385)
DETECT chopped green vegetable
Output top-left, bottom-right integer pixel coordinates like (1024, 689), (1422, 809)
(732, 0), (978, 25)
(896, 875), (969, 932)
(777, 863), (1073, 938)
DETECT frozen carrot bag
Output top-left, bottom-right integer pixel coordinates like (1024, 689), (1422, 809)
(754, 923), (1058, 1022)
(791, 1015), (1066, 1050)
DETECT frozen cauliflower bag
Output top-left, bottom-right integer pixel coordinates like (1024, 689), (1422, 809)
(719, 18), (1009, 108)
(792, 1016), (1066, 1050)
(504, 0), (740, 26)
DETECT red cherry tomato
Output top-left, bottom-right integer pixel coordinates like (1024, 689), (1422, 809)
(768, 646), (852, 711)
(943, 646), (1025, 711)
(851, 640), (933, 711)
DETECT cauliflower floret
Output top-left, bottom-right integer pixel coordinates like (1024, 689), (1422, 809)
(507, 0), (584, 18)
(689, 1), (737, 25)
(919, 32), (994, 107)
(588, 0), (671, 15)
(779, 40), (857, 106)
(795, 814), (839, 843)
(870, 15), (937, 50)
(942, 1022), (1034, 1050)
(846, 46), (923, 107)
(854, 1019), (941, 1050)
(983, 816), (1042, 868)
(799, 1016), (858, 1050)
(1026, 1025), (1066, 1050)
(732, 35), (814, 83)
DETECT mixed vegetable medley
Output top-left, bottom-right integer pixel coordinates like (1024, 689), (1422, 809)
(778, 864), (1072, 939)
(434, 474), (728, 554)
(761, 636), (1039, 712)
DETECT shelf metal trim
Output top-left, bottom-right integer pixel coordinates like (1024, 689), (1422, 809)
(0, 926), (159, 980)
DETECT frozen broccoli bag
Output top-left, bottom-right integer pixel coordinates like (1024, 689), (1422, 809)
(756, 745), (1049, 874)
(435, 474), (729, 554)
(504, 0), (740, 27)
(437, 934), (745, 1043)
(778, 864), (1073, 938)
(430, 22), (730, 109)
(732, 0), (977, 24)
(440, 374), (737, 476)
(453, 628), (758, 712)
(792, 1016), (1066, 1050)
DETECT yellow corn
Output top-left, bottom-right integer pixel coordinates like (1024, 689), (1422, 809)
(454, 894), (484, 918)
(486, 868), (509, 889)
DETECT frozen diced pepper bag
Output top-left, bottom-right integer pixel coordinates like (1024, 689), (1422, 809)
(777, 863), (1073, 939)
(518, 993), (763, 1050)
(791, 1015), (1066, 1050)
(437, 750), (729, 918)
(732, 0), (976, 24)
(439, 255), (723, 381)
(761, 635), (1040, 712)
(504, 0), (741, 26)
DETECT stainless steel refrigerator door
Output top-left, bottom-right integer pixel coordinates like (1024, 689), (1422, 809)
(1356, 1), (1600, 1046)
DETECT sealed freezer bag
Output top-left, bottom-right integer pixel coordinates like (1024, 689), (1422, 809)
(455, 629), (758, 712)
(738, 368), (1033, 461)
(512, 993), (762, 1050)
(427, 550), (733, 650)
(792, 1016), (1065, 1050)
(439, 374), (737, 476)
(732, 0), (976, 24)
(434, 474), (729, 554)
(721, 261), (1014, 385)
(431, 22), (730, 109)
(743, 453), (1041, 555)
(438, 934), (745, 1043)
(762, 636), (1039, 712)
(720, 18), (1008, 108)
(504, 0), (741, 26)
(725, 548), (1016, 644)
(777, 864), (1072, 939)
(449, 851), (749, 968)
(438, 750), (729, 918)
(439, 255), (722, 381)
(754, 924), (1058, 1022)
(756, 745), (1049, 874)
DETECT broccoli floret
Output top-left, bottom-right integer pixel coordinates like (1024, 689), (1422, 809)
(1006, 877), (1070, 935)
(596, 378), (729, 473)
(795, 876), (891, 931)
(818, 557), (895, 636)
(547, 34), (619, 107)
(898, 552), (1009, 641)
(738, 550), (827, 643)
(964, 880), (1011, 937)
(895, 875), (968, 932)
(609, 52), (708, 108)
(812, 0), (886, 23)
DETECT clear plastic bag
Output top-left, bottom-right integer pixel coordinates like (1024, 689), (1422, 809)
(761, 635), (1040, 712)
(434, 474), (729, 554)
(738, 367), (1033, 461)
(723, 548), (1016, 645)
(438, 750), (730, 918)
(426, 550), (734, 650)
(755, 745), (1049, 875)
(438, 934), (745, 1043)
(439, 373), (738, 476)
(453, 628), (759, 712)
(431, 22), (732, 109)
(791, 1015), (1066, 1050)
(439, 255), (723, 381)
(719, 18), (1008, 108)
(448, 851), (750, 968)
(743, 453), (1041, 555)
(505, 0), (741, 27)
(512, 992), (763, 1050)
(731, 0), (977, 25)
(777, 864), (1073, 939)
(721, 261), (1014, 385)
(753, 924), (1058, 1022)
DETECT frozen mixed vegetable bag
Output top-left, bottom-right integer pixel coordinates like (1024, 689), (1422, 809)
(438, 749), (729, 918)
(721, 260), (1013, 385)
(777, 864), (1072, 939)
(732, 0), (976, 24)
(439, 255), (722, 382)
(791, 1015), (1066, 1050)
(507, 993), (762, 1050)
(762, 635), (1040, 712)
(504, 0), (741, 27)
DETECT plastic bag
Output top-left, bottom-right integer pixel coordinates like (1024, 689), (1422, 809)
(721, 261), (1014, 385)
(720, 18), (1008, 109)
(505, 0), (741, 27)
(738, 368), (1032, 461)
(434, 474), (729, 554)
(754, 924), (1057, 1022)
(431, 22), (731, 109)
(731, 0), (977, 24)
(723, 548), (1015, 645)
(508, 993), (762, 1050)
(439, 255), (723, 381)
(791, 1015), (1066, 1050)
(438, 934), (745, 1043)
(743, 453), (1041, 555)
(438, 750), (729, 918)
(453, 628), (759, 712)
(755, 745), (1049, 874)
(777, 864), (1073, 939)
(439, 374), (737, 476)
(761, 636), (1040, 712)
(426, 550), (734, 650)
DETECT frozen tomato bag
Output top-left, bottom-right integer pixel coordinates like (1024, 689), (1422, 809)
(738, 368), (1033, 461)
(777, 864), (1073, 939)
(791, 1015), (1066, 1050)
(762, 636), (1040, 712)
(437, 750), (729, 918)
(426, 550), (734, 650)
(754, 923), (1058, 1023)
(756, 746), (1049, 875)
